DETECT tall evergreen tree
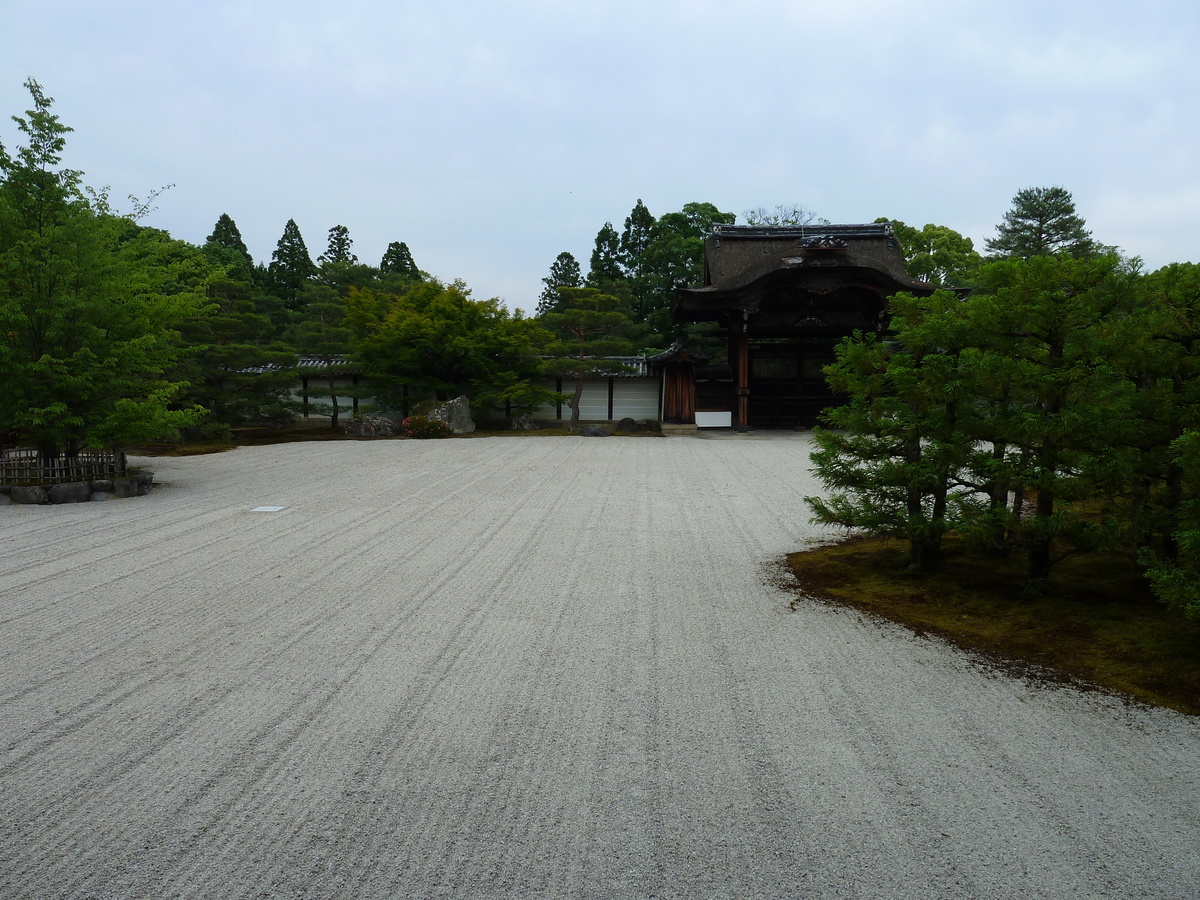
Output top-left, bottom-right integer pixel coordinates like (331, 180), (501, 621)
(173, 275), (298, 435)
(380, 240), (421, 280)
(963, 254), (1135, 580)
(203, 212), (255, 282)
(586, 222), (623, 292)
(267, 218), (317, 308)
(807, 290), (976, 572)
(536, 251), (582, 316)
(319, 224), (357, 266)
(619, 199), (657, 280)
(986, 186), (1100, 259)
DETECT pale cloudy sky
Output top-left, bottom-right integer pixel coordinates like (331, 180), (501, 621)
(3, 1), (1197, 310)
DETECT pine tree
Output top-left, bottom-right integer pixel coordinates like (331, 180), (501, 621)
(267, 218), (316, 308)
(540, 287), (635, 431)
(286, 284), (356, 429)
(965, 254), (1134, 581)
(807, 291), (976, 572)
(536, 251), (582, 316)
(985, 186), (1100, 259)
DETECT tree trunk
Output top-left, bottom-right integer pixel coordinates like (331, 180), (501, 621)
(1028, 486), (1055, 579)
(568, 378), (583, 431)
(327, 372), (339, 429)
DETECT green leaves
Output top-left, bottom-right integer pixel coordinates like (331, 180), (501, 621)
(1, 86), (215, 455)
(348, 280), (552, 414)
(808, 253), (1147, 579)
(985, 186), (1104, 259)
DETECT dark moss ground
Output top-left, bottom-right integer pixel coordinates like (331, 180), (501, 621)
(786, 535), (1200, 715)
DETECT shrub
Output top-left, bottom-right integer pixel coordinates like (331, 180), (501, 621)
(402, 415), (451, 439)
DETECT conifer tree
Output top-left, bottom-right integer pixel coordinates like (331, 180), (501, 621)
(203, 213), (255, 282)
(963, 254), (1134, 581)
(985, 186), (1100, 259)
(286, 284), (356, 428)
(619, 199), (657, 278)
(319, 224), (357, 265)
(807, 290), (976, 572)
(380, 240), (421, 280)
(267, 218), (316, 308)
(536, 251), (582, 316)
(540, 287), (634, 431)
(586, 222), (623, 293)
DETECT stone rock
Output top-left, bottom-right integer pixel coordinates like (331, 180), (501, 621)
(91, 479), (114, 492)
(112, 478), (138, 499)
(90, 491), (112, 502)
(344, 416), (400, 437)
(49, 482), (93, 504)
(616, 417), (637, 432)
(512, 413), (537, 431)
(11, 485), (49, 504)
(582, 427), (611, 437)
(0, 492), (12, 505)
(430, 395), (475, 434)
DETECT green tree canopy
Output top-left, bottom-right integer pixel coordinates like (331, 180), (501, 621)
(808, 290), (977, 572)
(203, 213), (254, 279)
(0, 79), (211, 457)
(380, 240), (421, 280)
(267, 218), (316, 307)
(540, 287), (634, 430)
(536, 251), (583, 316)
(985, 186), (1102, 259)
(346, 280), (552, 414)
(879, 218), (983, 286)
(319, 224), (357, 266)
(586, 222), (623, 293)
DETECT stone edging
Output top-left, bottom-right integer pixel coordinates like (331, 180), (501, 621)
(0, 472), (155, 505)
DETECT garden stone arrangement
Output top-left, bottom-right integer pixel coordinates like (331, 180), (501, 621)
(0, 472), (154, 504)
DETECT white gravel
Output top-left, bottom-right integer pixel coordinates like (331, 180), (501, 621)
(1, 434), (1197, 899)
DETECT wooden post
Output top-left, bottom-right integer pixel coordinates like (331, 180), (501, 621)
(736, 333), (750, 427)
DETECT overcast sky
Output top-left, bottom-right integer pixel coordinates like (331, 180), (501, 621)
(3, 1), (1198, 310)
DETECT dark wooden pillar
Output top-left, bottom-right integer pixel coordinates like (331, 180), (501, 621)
(735, 333), (750, 427)
(301, 375), (309, 418)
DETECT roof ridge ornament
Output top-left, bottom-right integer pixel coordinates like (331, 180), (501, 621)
(799, 235), (848, 250)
